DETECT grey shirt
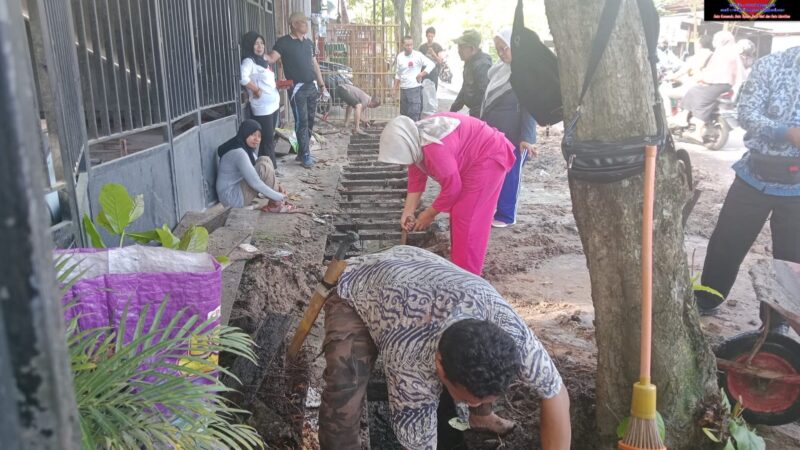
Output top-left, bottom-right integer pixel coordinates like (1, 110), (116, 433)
(216, 148), (284, 207)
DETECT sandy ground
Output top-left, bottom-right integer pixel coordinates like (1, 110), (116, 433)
(233, 87), (800, 448)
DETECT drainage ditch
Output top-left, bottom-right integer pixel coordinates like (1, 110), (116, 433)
(324, 128), (437, 261)
(322, 126), (440, 449)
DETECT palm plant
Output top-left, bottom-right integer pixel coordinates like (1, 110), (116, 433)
(57, 257), (264, 449)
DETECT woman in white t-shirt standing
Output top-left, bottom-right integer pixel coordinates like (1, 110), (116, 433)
(240, 31), (281, 171)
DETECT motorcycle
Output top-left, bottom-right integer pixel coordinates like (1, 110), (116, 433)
(669, 88), (736, 151)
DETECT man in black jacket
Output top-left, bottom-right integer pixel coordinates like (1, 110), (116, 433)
(450, 30), (492, 117)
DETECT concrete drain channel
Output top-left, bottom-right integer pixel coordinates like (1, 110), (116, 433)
(324, 128), (436, 261)
(321, 126), (437, 449)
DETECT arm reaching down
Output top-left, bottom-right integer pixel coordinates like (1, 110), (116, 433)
(240, 59), (262, 97)
(539, 385), (571, 450)
(232, 150), (285, 202)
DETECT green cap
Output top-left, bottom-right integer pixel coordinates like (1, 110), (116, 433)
(453, 30), (481, 47)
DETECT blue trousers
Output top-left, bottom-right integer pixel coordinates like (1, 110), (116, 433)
(290, 83), (318, 161)
(494, 147), (529, 224)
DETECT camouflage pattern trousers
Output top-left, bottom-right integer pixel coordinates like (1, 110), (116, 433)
(318, 293), (378, 450)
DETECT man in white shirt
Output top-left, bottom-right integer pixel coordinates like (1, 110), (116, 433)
(394, 35), (435, 121)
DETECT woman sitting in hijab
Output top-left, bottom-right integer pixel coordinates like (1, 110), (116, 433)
(240, 31), (281, 171)
(379, 113), (516, 275)
(216, 119), (294, 212)
(481, 29), (537, 228)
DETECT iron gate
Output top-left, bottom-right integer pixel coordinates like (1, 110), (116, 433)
(24, 0), (279, 247)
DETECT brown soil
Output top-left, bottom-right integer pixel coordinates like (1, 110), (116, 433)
(227, 114), (800, 448)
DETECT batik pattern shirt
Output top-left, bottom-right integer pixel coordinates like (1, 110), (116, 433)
(734, 46), (800, 196)
(338, 246), (562, 450)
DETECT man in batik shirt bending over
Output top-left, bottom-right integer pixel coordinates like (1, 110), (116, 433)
(318, 245), (571, 450)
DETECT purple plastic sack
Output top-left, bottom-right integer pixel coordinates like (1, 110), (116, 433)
(57, 246), (222, 343)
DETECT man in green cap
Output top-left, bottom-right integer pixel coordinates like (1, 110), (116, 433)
(450, 30), (492, 117)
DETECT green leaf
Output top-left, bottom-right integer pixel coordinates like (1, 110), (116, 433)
(703, 427), (722, 443)
(69, 296), (262, 449)
(96, 210), (114, 236)
(82, 213), (106, 248)
(730, 421), (765, 450)
(127, 230), (160, 245)
(723, 438), (736, 450)
(130, 194), (145, 224)
(448, 417), (469, 431)
(178, 226), (209, 252)
(216, 256), (231, 264)
(155, 225), (179, 249)
(617, 416), (630, 439)
(693, 283), (725, 300)
(656, 411), (666, 441)
(720, 387), (732, 412)
(99, 183), (135, 235)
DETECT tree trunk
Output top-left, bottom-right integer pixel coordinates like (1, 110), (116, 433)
(542, 1), (718, 448)
(410, 0), (422, 47)
(392, 0), (407, 42)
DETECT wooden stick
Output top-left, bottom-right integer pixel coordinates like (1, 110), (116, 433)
(640, 145), (657, 382)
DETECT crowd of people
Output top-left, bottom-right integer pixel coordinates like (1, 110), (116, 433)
(214, 12), (799, 449)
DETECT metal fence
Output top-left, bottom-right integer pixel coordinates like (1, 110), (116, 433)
(69, 0), (277, 147)
(71, 0), (166, 141)
(23, 0), (278, 247)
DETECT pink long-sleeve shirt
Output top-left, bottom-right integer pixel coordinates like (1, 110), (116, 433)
(408, 112), (516, 212)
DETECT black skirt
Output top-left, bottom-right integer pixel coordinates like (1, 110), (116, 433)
(680, 83), (731, 122)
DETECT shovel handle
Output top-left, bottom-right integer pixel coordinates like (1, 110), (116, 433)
(287, 232), (358, 359)
(287, 260), (348, 359)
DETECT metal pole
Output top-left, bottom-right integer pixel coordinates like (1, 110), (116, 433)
(153, 0), (181, 224)
(0, 0), (80, 448)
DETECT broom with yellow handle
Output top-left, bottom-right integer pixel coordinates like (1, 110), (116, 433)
(619, 145), (666, 450)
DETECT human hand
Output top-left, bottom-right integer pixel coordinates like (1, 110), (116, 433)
(521, 141), (538, 157)
(253, 88), (262, 98)
(787, 128), (800, 148)
(416, 72), (426, 83)
(412, 207), (437, 231)
(400, 211), (416, 232)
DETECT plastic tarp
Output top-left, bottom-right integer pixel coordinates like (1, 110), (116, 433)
(57, 245), (222, 343)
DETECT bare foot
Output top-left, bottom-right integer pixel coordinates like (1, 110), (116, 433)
(469, 413), (516, 435)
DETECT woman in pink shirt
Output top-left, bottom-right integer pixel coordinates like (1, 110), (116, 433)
(378, 113), (516, 275)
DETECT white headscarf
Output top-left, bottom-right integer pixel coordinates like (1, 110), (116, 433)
(378, 115), (461, 165)
(482, 29), (514, 116)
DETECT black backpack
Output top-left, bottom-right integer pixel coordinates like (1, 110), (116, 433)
(509, 0), (563, 126)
